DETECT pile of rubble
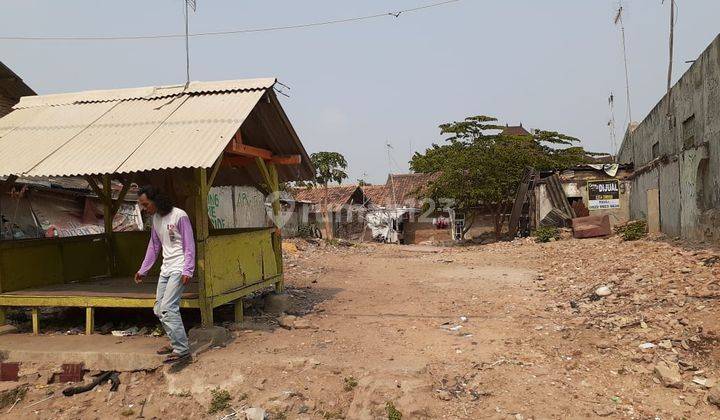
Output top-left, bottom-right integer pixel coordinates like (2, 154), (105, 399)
(538, 237), (720, 343)
(535, 235), (720, 399)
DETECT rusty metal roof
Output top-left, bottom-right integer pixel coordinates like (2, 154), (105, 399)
(0, 78), (313, 181)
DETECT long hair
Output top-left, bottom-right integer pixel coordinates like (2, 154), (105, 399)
(138, 185), (174, 216)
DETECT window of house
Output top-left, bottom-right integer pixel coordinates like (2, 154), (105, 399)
(683, 114), (696, 148)
(652, 141), (660, 159)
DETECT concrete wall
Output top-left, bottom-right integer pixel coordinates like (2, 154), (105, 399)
(618, 34), (720, 242)
(629, 170), (658, 221)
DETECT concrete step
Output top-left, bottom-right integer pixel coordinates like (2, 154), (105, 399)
(0, 334), (166, 371)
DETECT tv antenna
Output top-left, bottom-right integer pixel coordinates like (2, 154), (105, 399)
(662, 0), (677, 117)
(613, 2), (632, 125)
(386, 141), (398, 209)
(607, 92), (618, 158)
(183, 0), (197, 88)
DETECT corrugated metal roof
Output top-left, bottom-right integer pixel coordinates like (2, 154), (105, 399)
(0, 78), (313, 179)
(14, 78), (275, 108)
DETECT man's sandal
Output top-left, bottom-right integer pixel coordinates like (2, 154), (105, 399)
(156, 345), (173, 355)
(163, 353), (191, 364)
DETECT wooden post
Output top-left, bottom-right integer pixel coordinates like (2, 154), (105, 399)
(194, 168), (213, 327)
(31, 308), (39, 335)
(101, 175), (117, 276)
(85, 307), (94, 335)
(234, 299), (244, 323)
(255, 158), (285, 293)
(268, 163), (284, 293)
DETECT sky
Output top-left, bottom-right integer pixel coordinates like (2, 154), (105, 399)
(1, 0), (719, 184)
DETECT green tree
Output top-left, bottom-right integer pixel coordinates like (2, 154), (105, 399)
(310, 152), (348, 239)
(410, 115), (591, 239)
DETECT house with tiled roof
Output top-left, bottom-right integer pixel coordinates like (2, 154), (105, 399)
(501, 123), (532, 137)
(360, 173), (439, 209)
(292, 184), (366, 212)
(291, 185), (371, 240)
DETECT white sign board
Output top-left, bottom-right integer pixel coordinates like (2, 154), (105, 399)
(587, 180), (620, 210)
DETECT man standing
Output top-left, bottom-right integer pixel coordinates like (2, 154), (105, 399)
(135, 186), (194, 362)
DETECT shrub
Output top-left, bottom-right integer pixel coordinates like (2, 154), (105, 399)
(343, 376), (358, 391)
(614, 220), (647, 241)
(208, 388), (232, 414)
(385, 402), (402, 420)
(533, 226), (559, 243)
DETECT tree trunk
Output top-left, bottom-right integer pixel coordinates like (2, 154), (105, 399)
(461, 212), (476, 236)
(492, 201), (511, 240)
(323, 184), (334, 240)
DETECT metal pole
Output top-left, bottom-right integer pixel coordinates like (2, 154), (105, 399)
(667, 0), (675, 93)
(666, 0), (675, 118)
(184, 1), (190, 88)
(619, 15), (632, 124)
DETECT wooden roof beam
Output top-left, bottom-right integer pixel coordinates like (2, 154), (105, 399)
(225, 143), (273, 160)
(224, 137), (301, 166)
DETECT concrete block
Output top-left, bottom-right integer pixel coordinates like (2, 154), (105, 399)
(572, 215), (611, 239)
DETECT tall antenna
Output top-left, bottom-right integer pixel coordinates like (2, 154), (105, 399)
(386, 141), (398, 209)
(183, 0), (197, 88)
(607, 92), (618, 158)
(663, 0), (676, 117)
(614, 2), (632, 125)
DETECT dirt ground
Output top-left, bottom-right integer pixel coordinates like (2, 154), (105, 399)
(3, 235), (720, 419)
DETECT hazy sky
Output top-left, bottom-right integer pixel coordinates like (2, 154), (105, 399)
(2, 1), (719, 184)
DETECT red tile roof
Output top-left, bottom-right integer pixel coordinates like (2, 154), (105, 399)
(368, 173), (439, 208)
(501, 124), (532, 137)
(292, 185), (363, 211)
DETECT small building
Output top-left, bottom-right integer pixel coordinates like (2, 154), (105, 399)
(292, 185), (369, 240)
(0, 77), (314, 333)
(0, 61), (35, 118)
(534, 164), (633, 229)
(364, 173), (455, 244)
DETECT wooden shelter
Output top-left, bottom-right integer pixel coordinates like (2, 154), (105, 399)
(0, 78), (313, 333)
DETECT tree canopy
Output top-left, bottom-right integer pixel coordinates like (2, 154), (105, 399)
(410, 115), (594, 238)
(310, 151), (348, 187)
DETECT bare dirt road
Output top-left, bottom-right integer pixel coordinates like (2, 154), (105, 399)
(5, 237), (720, 419)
